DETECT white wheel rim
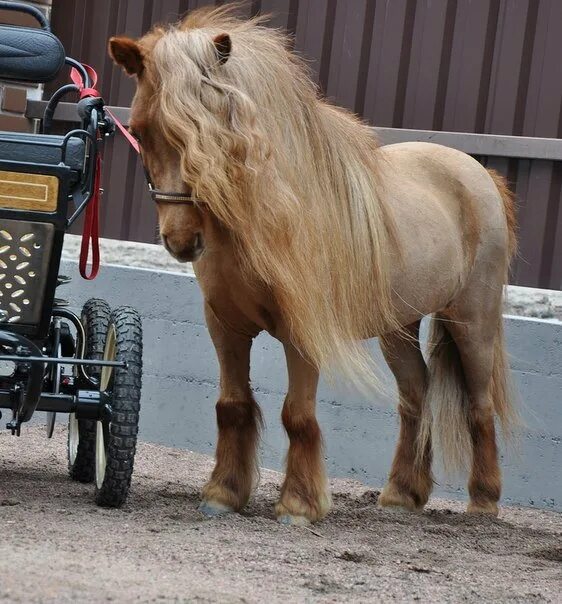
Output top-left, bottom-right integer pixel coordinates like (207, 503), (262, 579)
(95, 421), (106, 489)
(96, 323), (116, 490)
(68, 413), (79, 464)
(100, 325), (116, 392)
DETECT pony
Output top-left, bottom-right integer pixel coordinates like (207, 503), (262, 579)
(109, 5), (517, 525)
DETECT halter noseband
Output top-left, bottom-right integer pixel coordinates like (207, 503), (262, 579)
(144, 166), (199, 205)
(148, 182), (199, 205)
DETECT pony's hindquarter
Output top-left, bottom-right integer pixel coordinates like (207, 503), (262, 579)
(415, 169), (517, 513)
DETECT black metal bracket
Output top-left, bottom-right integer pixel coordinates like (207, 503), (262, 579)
(0, 331), (45, 426)
(0, 328), (123, 433)
(0, 389), (111, 426)
(0, 354), (126, 369)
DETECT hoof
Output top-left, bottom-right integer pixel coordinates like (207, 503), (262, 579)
(275, 491), (331, 525)
(467, 501), (499, 516)
(198, 500), (234, 518)
(277, 514), (311, 527)
(378, 484), (424, 513)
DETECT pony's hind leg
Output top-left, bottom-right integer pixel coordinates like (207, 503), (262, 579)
(199, 303), (262, 516)
(275, 344), (331, 525)
(378, 322), (433, 512)
(441, 288), (506, 516)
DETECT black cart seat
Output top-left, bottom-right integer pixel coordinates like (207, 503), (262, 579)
(0, 132), (86, 184)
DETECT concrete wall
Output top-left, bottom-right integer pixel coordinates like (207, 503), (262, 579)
(59, 260), (562, 511)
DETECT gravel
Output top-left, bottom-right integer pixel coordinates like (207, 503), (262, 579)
(0, 426), (561, 603)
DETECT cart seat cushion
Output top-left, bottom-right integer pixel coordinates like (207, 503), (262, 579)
(0, 132), (85, 183)
(0, 25), (65, 83)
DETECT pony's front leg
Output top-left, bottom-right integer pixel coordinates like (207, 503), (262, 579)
(276, 344), (331, 525)
(199, 303), (261, 516)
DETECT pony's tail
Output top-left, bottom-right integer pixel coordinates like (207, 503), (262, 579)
(487, 168), (518, 261)
(490, 317), (518, 437)
(488, 167), (519, 436)
(417, 319), (472, 472)
(417, 317), (517, 473)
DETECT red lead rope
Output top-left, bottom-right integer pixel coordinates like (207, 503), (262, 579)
(106, 107), (140, 153)
(69, 64), (140, 279)
(70, 64), (102, 280)
(79, 153), (101, 280)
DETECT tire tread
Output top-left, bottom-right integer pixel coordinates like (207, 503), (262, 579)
(95, 306), (143, 507)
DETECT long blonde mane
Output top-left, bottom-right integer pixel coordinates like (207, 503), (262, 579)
(148, 6), (401, 387)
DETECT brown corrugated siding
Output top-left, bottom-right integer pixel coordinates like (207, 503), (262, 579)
(50, 0), (562, 289)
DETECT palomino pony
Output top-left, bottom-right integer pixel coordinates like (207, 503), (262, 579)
(109, 6), (517, 525)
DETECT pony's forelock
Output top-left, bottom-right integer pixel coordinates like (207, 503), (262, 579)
(144, 7), (402, 390)
(150, 26), (267, 217)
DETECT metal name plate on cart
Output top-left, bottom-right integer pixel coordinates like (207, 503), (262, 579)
(0, 170), (59, 212)
(0, 219), (54, 326)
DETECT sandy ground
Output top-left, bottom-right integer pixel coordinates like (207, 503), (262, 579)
(62, 235), (562, 321)
(0, 426), (560, 603)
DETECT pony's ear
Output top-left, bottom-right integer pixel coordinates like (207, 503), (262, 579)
(213, 33), (231, 66)
(108, 36), (144, 76)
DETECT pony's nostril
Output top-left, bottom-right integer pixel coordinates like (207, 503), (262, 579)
(161, 232), (204, 262)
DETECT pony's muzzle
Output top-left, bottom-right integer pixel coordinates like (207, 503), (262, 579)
(162, 232), (205, 263)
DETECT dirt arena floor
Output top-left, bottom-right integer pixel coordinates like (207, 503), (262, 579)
(0, 426), (560, 603)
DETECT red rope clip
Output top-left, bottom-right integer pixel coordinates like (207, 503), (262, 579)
(70, 64), (100, 98)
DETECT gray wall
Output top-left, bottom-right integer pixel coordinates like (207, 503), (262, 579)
(59, 261), (562, 511)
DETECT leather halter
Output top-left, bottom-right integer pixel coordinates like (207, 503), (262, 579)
(105, 110), (199, 206)
(144, 165), (199, 206)
(149, 189), (198, 204)
(147, 178), (199, 205)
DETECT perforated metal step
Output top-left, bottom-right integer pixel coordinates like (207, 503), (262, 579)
(0, 219), (54, 326)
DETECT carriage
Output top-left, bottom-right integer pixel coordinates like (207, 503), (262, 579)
(0, 1), (142, 506)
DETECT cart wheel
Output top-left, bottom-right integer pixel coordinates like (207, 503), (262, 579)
(95, 306), (142, 507)
(68, 298), (111, 483)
